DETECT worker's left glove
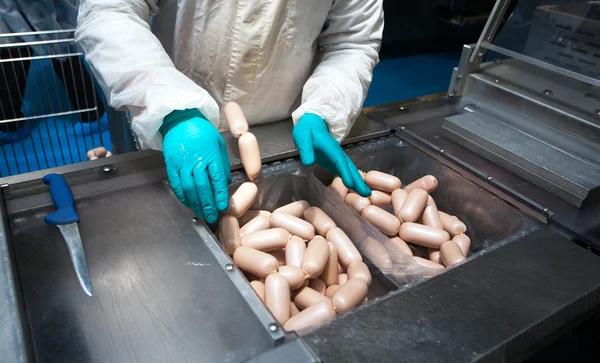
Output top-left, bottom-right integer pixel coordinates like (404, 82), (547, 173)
(293, 113), (371, 197)
(160, 109), (231, 224)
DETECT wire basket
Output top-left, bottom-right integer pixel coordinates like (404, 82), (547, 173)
(0, 29), (137, 177)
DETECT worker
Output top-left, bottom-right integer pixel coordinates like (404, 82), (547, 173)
(0, 0), (107, 142)
(76, 0), (383, 224)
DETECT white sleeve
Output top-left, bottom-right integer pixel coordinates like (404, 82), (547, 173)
(75, 0), (220, 150)
(291, 0), (383, 142)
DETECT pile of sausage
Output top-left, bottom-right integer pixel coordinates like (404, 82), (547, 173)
(219, 182), (371, 332)
(329, 171), (471, 270)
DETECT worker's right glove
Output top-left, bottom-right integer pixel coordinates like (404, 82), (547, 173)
(160, 109), (231, 224)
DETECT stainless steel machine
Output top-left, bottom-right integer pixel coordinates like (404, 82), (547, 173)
(2, 1), (600, 362)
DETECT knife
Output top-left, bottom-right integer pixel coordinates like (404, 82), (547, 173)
(43, 173), (93, 297)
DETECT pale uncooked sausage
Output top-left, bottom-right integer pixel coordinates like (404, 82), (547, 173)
(293, 286), (329, 309)
(326, 227), (362, 267)
(240, 215), (271, 237)
(241, 228), (291, 252)
(301, 237), (330, 278)
(329, 177), (349, 200)
(223, 101), (249, 138)
(347, 261), (372, 286)
(218, 215), (241, 254)
(361, 237), (393, 270)
(421, 196), (443, 230)
(233, 246), (279, 277)
(283, 299), (336, 332)
(404, 175), (438, 193)
(369, 190), (392, 206)
(338, 273), (348, 285)
(331, 278), (368, 312)
(290, 302), (300, 317)
(320, 242), (339, 286)
(238, 132), (262, 181)
(345, 193), (371, 213)
(304, 207), (336, 236)
(440, 240), (466, 266)
(439, 211), (467, 236)
(362, 205), (401, 236)
(226, 182), (258, 218)
(265, 274), (290, 324)
(389, 236), (413, 256)
(397, 188), (428, 223)
(365, 171), (401, 192)
(452, 234), (471, 256)
(427, 248), (442, 264)
(399, 222), (451, 248)
(325, 284), (340, 298)
(239, 210), (271, 225)
(285, 236), (306, 268)
(413, 256), (445, 269)
(309, 278), (327, 295)
(273, 200), (310, 218)
(270, 211), (315, 241)
(391, 189), (408, 217)
(250, 280), (265, 302)
(278, 265), (306, 289)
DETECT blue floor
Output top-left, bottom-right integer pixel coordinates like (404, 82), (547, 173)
(0, 51), (460, 177)
(364, 52), (460, 107)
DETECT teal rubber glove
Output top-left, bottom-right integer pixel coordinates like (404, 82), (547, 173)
(293, 113), (371, 197)
(160, 109), (231, 224)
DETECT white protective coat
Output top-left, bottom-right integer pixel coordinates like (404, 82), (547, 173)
(76, 0), (383, 149)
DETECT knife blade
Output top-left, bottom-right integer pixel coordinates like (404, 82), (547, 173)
(43, 173), (93, 296)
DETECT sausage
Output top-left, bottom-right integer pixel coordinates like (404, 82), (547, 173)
(265, 274), (290, 324)
(369, 190), (392, 206)
(269, 249), (286, 266)
(270, 211), (315, 241)
(239, 215), (271, 237)
(421, 196), (443, 230)
(413, 256), (445, 269)
(452, 234), (471, 256)
(273, 200), (310, 218)
(399, 222), (451, 248)
(325, 227), (362, 267)
(320, 242), (339, 286)
(329, 177), (348, 200)
(325, 284), (340, 298)
(285, 236), (306, 268)
(238, 132), (262, 181)
(283, 299), (336, 332)
(239, 210), (271, 226)
(408, 244), (425, 258)
(397, 188), (428, 223)
(338, 262), (345, 273)
(331, 278), (368, 313)
(361, 205), (401, 236)
(225, 182), (258, 218)
(391, 189), (408, 217)
(439, 211), (467, 236)
(389, 236), (413, 256)
(218, 215), (241, 254)
(361, 237), (392, 270)
(223, 101), (249, 138)
(233, 246), (279, 277)
(301, 237), (330, 279)
(304, 207), (336, 236)
(404, 175), (438, 193)
(290, 302), (300, 317)
(293, 286), (329, 310)
(440, 240), (466, 267)
(345, 193), (371, 213)
(365, 171), (401, 192)
(427, 248), (442, 265)
(347, 261), (371, 286)
(241, 228), (291, 252)
(278, 265), (306, 289)
(338, 273), (348, 285)
(250, 280), (265, 302)
(86, 146), (112, 160)
(309, 278), (327, 295)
